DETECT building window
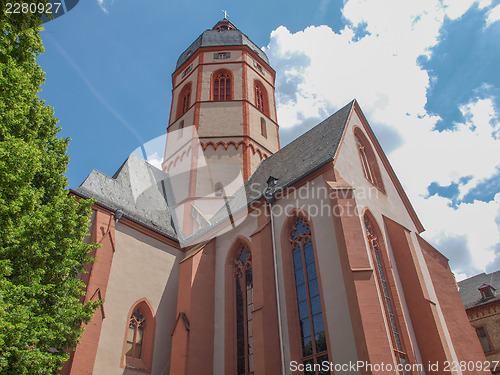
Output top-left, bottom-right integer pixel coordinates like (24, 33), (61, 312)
(290, 217), (329, 373)
(214, 52), (231, 59)
(178, 120), (184, 139)
(354, 128), (385, 192)
(126, 309), (145, 359)
(122, 299), (155, 373)
(260, 118), (267, 138)
(253, 60), (263, 73)
(254, 81), (267, 115)
(213, 70), (232, 101)
(476, 327), (493, 353)
(215, 182), (223, 197)
(235, 246), (254, 375)
(364, 215), (409, 375)
(177, 83), (192, 119)
(181, 63), (193, 78)
(479, 285), (495, 300)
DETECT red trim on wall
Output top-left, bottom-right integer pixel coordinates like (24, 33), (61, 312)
(417, 234), (490, 374)
(63, 209), (117, 375)
(170, 239), (216, 375)
(324, 179), (394, 371)
(363, 210), (417, 371)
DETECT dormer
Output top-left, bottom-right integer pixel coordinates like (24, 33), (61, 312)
(479, 284), (496, 301)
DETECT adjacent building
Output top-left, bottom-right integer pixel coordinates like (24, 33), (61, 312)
(459, 271), (500, 374)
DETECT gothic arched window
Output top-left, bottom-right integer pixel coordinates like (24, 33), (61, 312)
(364, 214), (409, 374)
(126, 308), (145, 359)
(354, 128), (385, 192)
(289, 217), (329, 373)
(213, 70), (232, 101)
(254, 81), (268, 115)
(122, 299), (155, 372)
(177, 83), (192, 119)
(234, 246), (254, 375)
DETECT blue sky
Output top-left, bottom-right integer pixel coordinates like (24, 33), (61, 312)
(37, 0), (500, 279)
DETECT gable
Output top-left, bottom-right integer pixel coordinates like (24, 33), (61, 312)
(334, 101), (424, 233)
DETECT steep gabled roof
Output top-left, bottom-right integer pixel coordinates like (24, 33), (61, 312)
(208, 101), (354, 226)
(458, 271), (500, 309)
(72, 154), (177, 240)
(244, 100), (354, 203)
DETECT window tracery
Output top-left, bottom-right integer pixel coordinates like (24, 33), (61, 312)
(364, 215), (409, 375)
(126, 309), (145, 359)
(235, 246), (254, 375)
(289, 217), (329, 373)
(213, 71), (232, 101)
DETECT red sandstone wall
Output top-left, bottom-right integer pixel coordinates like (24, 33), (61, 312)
(170, 240), (216, 375)
(417, 235), (490, 375)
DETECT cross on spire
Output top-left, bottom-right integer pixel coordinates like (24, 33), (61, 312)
(222, 9), (229, 19)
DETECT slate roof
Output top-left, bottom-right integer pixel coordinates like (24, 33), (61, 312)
(209, 100), (354, 224)
(458, 270), (500, 309)
(74, 100), (355, 243)
(176, 27), (270, 71)
(72, 154), (177, 240)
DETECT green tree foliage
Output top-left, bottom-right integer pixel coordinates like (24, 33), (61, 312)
(0, 3), (99, 373)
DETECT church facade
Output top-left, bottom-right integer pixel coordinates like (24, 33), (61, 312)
(64, 19), (488, 375)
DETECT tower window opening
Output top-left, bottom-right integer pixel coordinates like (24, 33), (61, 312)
(178, 120), (184, 139)
(254, 61), (263, 73)
(215, 182), (224, 197)
(181, 63), (193, 78)
(213, 71), (232, 101)
(261, 118), (267, 138)
(254, 81), (267, 115)
(177, 83), (192, 119)
(214, 52), (231, 60)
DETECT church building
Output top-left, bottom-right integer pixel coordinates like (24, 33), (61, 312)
(64, 18), (488, 375)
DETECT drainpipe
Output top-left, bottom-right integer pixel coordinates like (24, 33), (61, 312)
(265, 177), (286, 375)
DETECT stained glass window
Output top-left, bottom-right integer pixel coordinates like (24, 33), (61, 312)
(235, 246), (254, 375)
(290, 217), (329, 374)
(364, 216), (409, 375)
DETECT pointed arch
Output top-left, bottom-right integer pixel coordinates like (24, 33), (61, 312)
(362, 209), (415, 370)
(254, 80), (269, 116)
(353, 126), (385, 193)
(280, 209), (331, 373)
(224, 236), (254, 375)
(177, 82), (192, 120)
(212, 69), (233, 101)
(121, 298), (156, 373)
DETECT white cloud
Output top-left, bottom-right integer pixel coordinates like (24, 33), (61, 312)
(97, 0), (108, 13)
(486, 3), (500, 26)
(265, 0), (500, 276)
(146, 152), (163, 170)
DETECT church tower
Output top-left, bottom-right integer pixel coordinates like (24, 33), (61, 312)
(162, 17), (279, 182)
